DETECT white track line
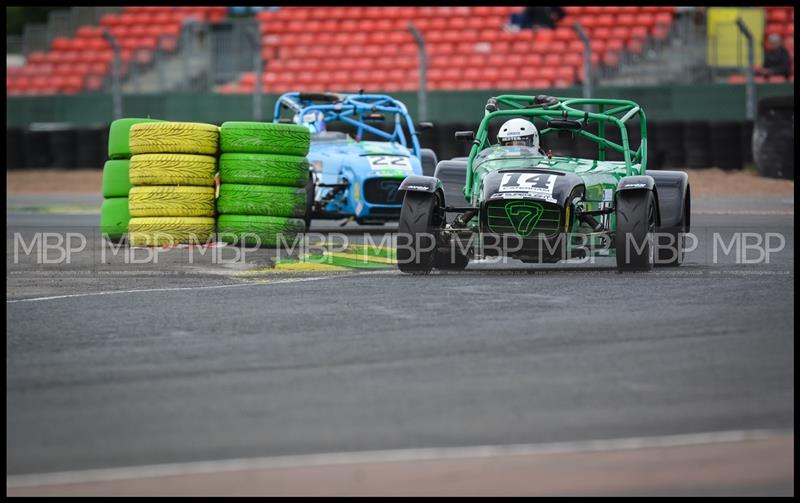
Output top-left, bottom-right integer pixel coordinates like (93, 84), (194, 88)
(693, 210), (793, 215)
(6, 272), (384, 304)
(6, 429), (791, 489)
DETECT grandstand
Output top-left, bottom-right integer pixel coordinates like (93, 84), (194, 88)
(5, 6), (795, 96)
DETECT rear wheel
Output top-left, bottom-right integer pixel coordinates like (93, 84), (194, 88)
(397, 191), (443, 274)
(655, 186), (690, 267)
(615, 190), (657, 272)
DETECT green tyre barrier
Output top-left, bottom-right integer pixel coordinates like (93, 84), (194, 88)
(100, 197), (130, 239)
(108, 118), (162, 159)
(129, 122), (219, 155)
(102, 159), (132, 198)
(217, 214), (305, 248)
(129, 154), (217, 186)
(217, 184), (307, 218)
(220, 122), (310, 156)
(129, 186), (216, 217)
(128, 217), (216, 246)
(219, 153), (309, 187)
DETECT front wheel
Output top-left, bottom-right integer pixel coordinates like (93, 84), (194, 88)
(615, 190), (657, 272)
(397, 191), (443, 274)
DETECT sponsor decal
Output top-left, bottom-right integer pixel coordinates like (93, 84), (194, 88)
(504, 200), (545, 237)
(405, 185), (430, 191)
(623, 182), (647, 188)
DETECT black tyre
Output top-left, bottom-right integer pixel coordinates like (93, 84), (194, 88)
(655, 187), (690, 267)
(397, 191), (443, 274)
(615, 190), (657, 272)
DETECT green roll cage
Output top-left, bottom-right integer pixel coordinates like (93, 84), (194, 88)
(464, 95), (648, 201)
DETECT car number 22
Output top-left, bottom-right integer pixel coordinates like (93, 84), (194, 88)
(368, 156), (412, 170)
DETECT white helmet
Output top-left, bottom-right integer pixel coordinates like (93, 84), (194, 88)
(497, 118), (539, 149)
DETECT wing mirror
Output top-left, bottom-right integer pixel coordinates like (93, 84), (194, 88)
(455, 131), (475, 142)
(416, 121), (434, 131)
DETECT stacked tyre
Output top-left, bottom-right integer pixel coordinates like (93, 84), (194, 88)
(101, 118), (162, 241)
(216, 122), (311, 247)
(127, 122), (219, 246)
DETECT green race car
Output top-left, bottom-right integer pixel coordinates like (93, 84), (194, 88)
(396, 94), (691, 273)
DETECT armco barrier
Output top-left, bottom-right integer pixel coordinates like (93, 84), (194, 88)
(5, 84), (794, 128)
(6, 119), (782, 176)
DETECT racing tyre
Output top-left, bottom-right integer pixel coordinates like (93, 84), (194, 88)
(220, 122), (310, 156)
(615, 190), (657, 272)
(129, 186), (216, 217)
(102, 159), (132, 198)
(129, 154), (217, 187)
(397, 191), (443, 274)
(219, 153), (309, 187)
(217, 215), (305, 248)
(108, 118), (162, 159)
(655, 186), (690, 267)
(216, 184), (306, 218)
(100, 197), (130, 240)
(128, 217), (216, 246)
(129, 122), (219, 155)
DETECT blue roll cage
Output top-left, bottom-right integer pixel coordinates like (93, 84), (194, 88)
(273, 93), (422, 157)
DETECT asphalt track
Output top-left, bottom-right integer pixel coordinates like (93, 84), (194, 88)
(6, 193), (794, 495)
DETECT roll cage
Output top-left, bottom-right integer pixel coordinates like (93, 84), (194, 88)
(273, 92), (422, 157)
(465, 95), (648, 201)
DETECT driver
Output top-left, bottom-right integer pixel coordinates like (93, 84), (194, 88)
(497, 118), (540, 149)
(292, 111), (327, 134)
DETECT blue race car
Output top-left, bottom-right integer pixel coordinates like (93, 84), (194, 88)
(273, 92), (438, 227)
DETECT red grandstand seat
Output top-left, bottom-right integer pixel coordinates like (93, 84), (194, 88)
(602, 52), (620, 67)
(629, 26), (649, 40)
(84, 74), (105, 91)
(553, 27), (575, 42)
(51, 37), (72, 51)
(595, 15), (615, 28)
(627, 38), (644, 54)
(606, 39), (625, 53)
(563, 52), (582, 67)
(610, 27), (630, 42)
(767, 23), (787, 37)
(652, 24), (671, 41)
(654, 12), (673, 26)
(635, 13), (656, 28)
(592, 27), (611, 40)
(26, 51), (46, 65)
(531, 79), (552, 89)
(767, 8), (789, 23)
(617, 14), (636, 26)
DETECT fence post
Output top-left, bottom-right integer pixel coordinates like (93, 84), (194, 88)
(574, 22), (593, 99)
(736, 17), (756, 121)
(408, 22), (427, 122)
(249, 25), (262, 121)
(102, 28), (123, 120)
